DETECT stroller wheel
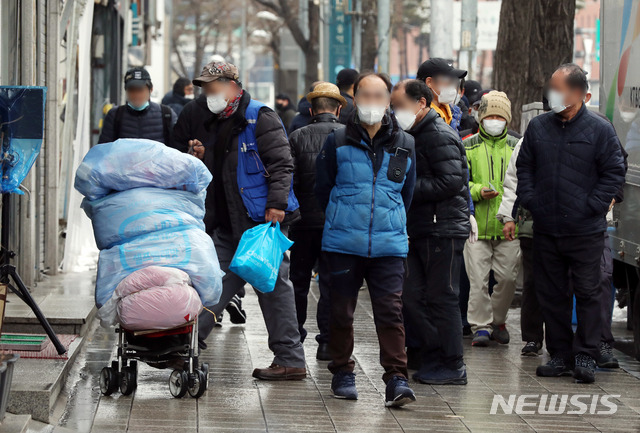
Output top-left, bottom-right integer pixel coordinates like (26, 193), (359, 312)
(100, 367), (118, 396)
(120, 366), (137, 396)
(188, 369), (207, 398)
(201, 363), (209, 390)
(169, 369), (188, 398)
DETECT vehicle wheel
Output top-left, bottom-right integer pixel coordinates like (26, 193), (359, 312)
(120, 366), (137, 396)
(169, 369), (188, 398)
(201, 363), (209, 390)
(99, 367), (118, 396)
(188, 369), (207, 398)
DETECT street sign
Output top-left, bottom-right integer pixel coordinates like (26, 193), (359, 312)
(328, 0), (352, 84)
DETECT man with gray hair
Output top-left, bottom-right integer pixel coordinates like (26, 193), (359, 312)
(517, 63), (626, 383)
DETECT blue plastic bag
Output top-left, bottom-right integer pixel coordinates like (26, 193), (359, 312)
(229, 222), (294, 293)
(95, 226), (223, 308)
(74, 139), (212, 200)
(81, 187), (206, 249)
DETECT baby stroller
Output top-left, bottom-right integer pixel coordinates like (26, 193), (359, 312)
(99, 316), (209, 398)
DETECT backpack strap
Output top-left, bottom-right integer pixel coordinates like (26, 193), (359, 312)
(160, 104), (173, 146)
(113, 105), (126, 140)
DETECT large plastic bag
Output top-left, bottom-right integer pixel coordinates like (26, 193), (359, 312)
(229, 222), (294, 293)
(95, 226), (223, 309)
(74, 139), (212, 200)
(81, 187), (206, 249)
(113, 267), (202, 331)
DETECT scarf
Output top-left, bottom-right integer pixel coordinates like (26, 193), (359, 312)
(218, 90), (244, 119)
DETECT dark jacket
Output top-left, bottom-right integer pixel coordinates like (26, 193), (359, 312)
(338, 92), (356, 125)
(289, 112), (345, 230)
(516, 104), (626, 237)
(162, 91), (191, 116)
(407, 108), (471, 240)
(315, 115), (417, 258)
(98, 101), (177, 145)
(289, 97), (312, 134)
(171, 92), (300, 239)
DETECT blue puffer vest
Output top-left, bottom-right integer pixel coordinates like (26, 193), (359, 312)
(237, 100), (299, 222)
(322, 128), (413, 258)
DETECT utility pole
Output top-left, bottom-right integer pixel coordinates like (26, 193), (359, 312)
(377, 0), (390, 73)
(459, 0), (478, 77)
(429, 0), (453, 59)
(240, 0), (248, 84)
(351, 0), (362, 70)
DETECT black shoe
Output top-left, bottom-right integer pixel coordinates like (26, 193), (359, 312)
(521, 341), (542, 356)
(198, 339), (208, 351)
(316, 342), (331, 361)
(597, 342), (619, 368)
(225, 295), (247, 324)
(214, 311), (224, 327)
(574, 353), (596, 383)
(536, 357), (573, 377)
(462, 325), (472, 338)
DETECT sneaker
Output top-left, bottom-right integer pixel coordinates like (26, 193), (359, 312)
(413, 365), (467, 385)
(574, 353), (596, 383)
(536, 357), (573, 377)
(472, 330), (491, 347)
(491, 323), (510, 344)
(385, 376), (416, 407)
(597, 342), (619, 369)
(225, 295), (247, 324)
(331, 371), (358, 400)
(316, 342), (331, 361)
(521, 341), (542, 356)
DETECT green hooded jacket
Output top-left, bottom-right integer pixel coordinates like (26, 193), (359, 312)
(463, 126), (519, 240)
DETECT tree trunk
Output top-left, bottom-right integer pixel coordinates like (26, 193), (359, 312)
(361, 0), (377, 71)
(493, 0), (575, 132)
(304, 0), (320, 89)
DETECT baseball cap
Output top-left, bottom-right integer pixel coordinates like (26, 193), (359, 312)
(417, 58), (467, 81)
(124, 67), (152, 89)
(193, 61), (240, 87)
(464, 80), (483, 105)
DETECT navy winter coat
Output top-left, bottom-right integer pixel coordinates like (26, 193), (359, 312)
(516, 104), (625, 237)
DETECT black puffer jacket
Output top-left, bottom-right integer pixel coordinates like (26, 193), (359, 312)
(171, 92), (300, 239)
(406, 108), (471, 240)
(516, 104), (626, 237)
(338, 92), (355, 125)
(289, 113), (345, 229)
(98, 101), (176, 145)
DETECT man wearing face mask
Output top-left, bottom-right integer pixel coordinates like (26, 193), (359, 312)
(463, 91), (521, 348)
(315, 72), (417, 407)
(172, 61), (307, 381)
(517, 63), (626, 383)
(391, 79), (471, 385)
(162, 77), (195, 116)
(99, 67), (177, 145)
(417, 58), (467, 129)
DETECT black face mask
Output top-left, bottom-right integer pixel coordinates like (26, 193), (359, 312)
(275, 103), (285, 111)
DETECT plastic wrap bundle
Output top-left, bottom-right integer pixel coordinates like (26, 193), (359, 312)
(74, 139), (223, 328)
(81, 187), (206, 250)
(95, 225), (222, 325)
(74, 138), (212, 200)
(113, 266), (203, 331)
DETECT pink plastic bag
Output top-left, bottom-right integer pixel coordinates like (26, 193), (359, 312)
(114, 266), (202, 331)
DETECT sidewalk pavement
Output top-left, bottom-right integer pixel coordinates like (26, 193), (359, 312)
(55, 280), (640, 433)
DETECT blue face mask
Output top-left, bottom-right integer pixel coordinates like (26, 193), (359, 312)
(127, 100), (150, 111)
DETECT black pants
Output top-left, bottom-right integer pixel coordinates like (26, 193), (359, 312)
(326, 253), (408, 383)
(520, 237), (543, 343)
(289, 228), (331, 344)
(600, 232), (615, 344)
(534, 232), (604, 361)
(403, 237), (465, 369)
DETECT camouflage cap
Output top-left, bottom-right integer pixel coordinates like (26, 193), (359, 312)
(192, 61), (240, 87)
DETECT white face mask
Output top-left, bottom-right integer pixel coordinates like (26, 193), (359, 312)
(435, 85), (458, 105)
(184, 93), (195, 100)
(357, 104), (386, 125)
(454, 92), (462, 106)
(395, 109), (417, 131)
(207, 93), (228, 113)
(471, 108), (479, 123)
(482, 119), (507, 136)
(548, 89), (568, 114)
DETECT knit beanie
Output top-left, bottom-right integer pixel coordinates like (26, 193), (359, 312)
(478, 90), (512, 124)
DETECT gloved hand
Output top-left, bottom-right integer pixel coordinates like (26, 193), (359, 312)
(469, 215), (478, 244)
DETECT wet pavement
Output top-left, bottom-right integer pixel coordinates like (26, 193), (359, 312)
(54, 281), (640, 433)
